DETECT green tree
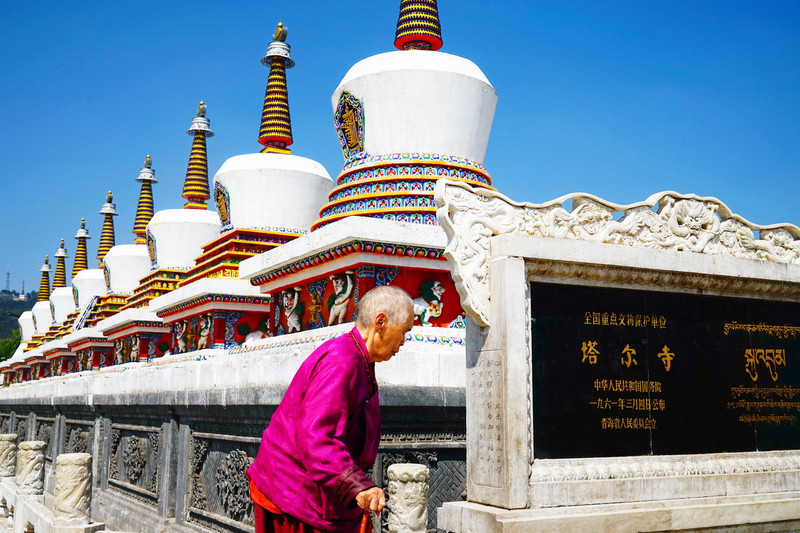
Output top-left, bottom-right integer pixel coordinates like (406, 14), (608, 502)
(0, 329), (20, 361)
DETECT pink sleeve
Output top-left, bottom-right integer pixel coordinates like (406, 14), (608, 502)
(297, 347), (376, 505)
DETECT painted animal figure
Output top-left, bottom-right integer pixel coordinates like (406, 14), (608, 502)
(412, 280), (445, 326)
(327, 272), (354, 325)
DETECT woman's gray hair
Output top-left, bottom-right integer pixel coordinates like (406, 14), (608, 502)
(356, 285), (414, 328)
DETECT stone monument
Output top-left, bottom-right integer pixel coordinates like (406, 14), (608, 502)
(435, 179), (800, 532)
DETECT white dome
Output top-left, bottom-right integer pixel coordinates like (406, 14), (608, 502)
(18, 311), (34, 341)
(213, 153), (333, 232)
(146, 209), (221, 269)
(333, 50), (497, 163)
(103, 244), (151, 294)
(50, 287), (75, 324)
(72, 269), (106, 309)
(31, 300), (53, 334)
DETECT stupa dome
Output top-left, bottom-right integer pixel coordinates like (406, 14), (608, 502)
(212, 24), (333, 233)
(72, 269), (106, 309)
(333, 50), (496, 162)
(18, 311), (34, 341)
(146, 209), (221, 269)
(213, 153), (332, 232)
(313, 3), (496, 230)
(103, 244), (151, 294)
(31, 301), (53, 335)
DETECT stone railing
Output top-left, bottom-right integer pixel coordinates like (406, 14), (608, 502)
(0, 431), (433, 533)
(387, 463), (429, 533)
(0, 436), (104, 533)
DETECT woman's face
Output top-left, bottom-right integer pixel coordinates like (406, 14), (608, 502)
(369, 315), (414, 363)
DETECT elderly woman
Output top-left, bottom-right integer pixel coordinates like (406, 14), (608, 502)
(247, 285), (414, 533)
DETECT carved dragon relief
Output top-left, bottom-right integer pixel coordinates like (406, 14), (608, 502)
(434, 180), (800, 327)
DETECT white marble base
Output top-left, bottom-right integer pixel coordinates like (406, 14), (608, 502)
(439, 493), (800, 533)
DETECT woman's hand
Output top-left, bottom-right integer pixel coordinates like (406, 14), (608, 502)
(355, 486), (386, 512)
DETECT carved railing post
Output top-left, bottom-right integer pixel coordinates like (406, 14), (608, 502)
(0, 434), (17, 477)
(16, 441), (45, 496)
(387, 463), (429, 533)
(54, 453), (92, 525)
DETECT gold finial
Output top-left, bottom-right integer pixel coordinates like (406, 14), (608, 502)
(44, 255), (49, 265)
(274, 22), (288, 42)
(197, 101), (207, 117)
(144, 154), (152, 168)
(81, 218), (85, 228)
(60, 238), (65, 247)
(107, 190), (113, 202)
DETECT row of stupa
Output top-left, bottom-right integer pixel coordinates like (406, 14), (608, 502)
(3, 0), (498, 383)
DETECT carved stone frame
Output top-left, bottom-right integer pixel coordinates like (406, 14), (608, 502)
(435, 180), (800, 525)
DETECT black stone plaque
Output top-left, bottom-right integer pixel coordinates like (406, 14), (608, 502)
(531, 282), (800, 459)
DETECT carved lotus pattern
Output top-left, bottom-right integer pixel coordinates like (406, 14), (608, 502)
(434, 180), (800, 326)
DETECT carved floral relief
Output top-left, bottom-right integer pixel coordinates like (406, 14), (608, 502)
(435, 180), (800, 326)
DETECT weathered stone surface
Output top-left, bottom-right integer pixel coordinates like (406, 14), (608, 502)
(54, 452), (92, 524)
(0, 434), (17, 477)
(17, 440), (45, 496)
(387, 463), (428, 533)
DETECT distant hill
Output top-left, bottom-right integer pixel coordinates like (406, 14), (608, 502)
(0, 291), (37, 339)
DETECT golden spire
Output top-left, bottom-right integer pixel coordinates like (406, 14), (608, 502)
(258, 22), (294, 154)
(395, 0), (443, 51)
(72, 218), (90, 277)
(182, 101), (215, 209)
(37, 256), (51, 301)
(133, 155), (157, 244)
(53, 238), (68, 289)
(97, 191), (118, 267)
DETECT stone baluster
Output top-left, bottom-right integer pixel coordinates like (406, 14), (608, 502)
(0, 434), (18, 477)
(387, 463), (429, 533)
(16, 441), (45, 496)
(0, 434), (18, 520)
(54, 453), (93, 525)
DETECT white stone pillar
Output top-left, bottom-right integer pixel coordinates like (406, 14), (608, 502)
(54, 453), (92, 525)
(387, 463), (429, 533)
(16, 441), (45, 496)
(0, 435), (18, 477)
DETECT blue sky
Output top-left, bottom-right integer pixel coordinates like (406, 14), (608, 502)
(1, 1), (799, 293)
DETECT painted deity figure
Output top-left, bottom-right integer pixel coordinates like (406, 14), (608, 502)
(283, 287), (304, 334)
(196, 315), (212, 350)
(130, 336), (140, 363)
(175, 321), (189, 353)
(412, 280), (445, 326)
(327, 271), (355, 326)
(114, 340), (124, 365)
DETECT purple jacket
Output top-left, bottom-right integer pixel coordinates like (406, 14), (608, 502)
(247, 328), (380, 532)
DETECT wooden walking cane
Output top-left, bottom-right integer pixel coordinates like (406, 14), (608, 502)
(359, 510), (370, 533)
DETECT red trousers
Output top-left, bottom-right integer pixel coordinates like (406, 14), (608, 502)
(254, 502), (327, 533)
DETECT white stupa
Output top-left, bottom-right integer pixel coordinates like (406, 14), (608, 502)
(71, 218), (106, 310)
(213, 23), (333, 234)
(102, 159), (155, 294)
(146, 102), (221, 270)
(313, 0), (497, 229)
(31, 256), (53, 334)
(49, 239), (76, 323)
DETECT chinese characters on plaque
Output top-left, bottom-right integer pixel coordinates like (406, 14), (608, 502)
(531, 282), (800, 459)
